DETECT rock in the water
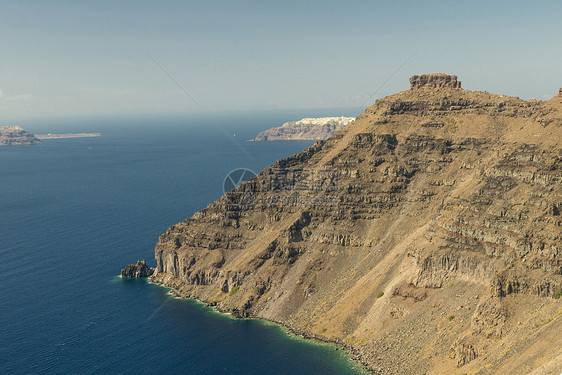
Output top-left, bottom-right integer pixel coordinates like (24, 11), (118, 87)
(121, 260), (155, 278)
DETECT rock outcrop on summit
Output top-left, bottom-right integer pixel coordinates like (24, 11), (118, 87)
(409, 73), (462, 89)
(151, 74), (562, 374)
(0, 126), (40, 146)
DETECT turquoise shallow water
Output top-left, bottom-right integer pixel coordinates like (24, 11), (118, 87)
(0, 113), (366, 375)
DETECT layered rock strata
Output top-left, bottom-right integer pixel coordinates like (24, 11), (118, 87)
(152, 75), (562, 374)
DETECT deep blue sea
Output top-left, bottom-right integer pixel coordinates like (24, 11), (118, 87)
(0, 111), (366, 374)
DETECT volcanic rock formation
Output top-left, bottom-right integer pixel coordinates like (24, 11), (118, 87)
(151, 74), (562, 374)
(121, 260), (155, 278)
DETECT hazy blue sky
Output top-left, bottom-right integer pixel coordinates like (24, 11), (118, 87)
(1, 0), (561, 122)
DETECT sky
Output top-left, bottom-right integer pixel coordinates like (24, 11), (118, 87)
(0, 0), (561, 122)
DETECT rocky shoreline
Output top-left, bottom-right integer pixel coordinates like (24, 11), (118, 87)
(149, 273), (376, 374)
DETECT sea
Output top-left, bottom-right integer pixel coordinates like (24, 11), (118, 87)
(0, 111), (368, 375)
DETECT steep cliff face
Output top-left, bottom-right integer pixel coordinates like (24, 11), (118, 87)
(0, 126), (40, 146)
(152, 74), (562, 374)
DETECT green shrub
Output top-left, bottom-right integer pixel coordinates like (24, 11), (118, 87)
(553, 290), (562, 299)
(377, 291), (384, 298)
(321, 328), (327, 333)
(448, 315), (455, 321)
(229, 286), (240, 296)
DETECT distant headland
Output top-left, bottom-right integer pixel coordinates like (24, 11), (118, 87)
(35, 133), (102, 140)
(0, 125), (101, 146)
(249, 116), (355, 141)
(0, 126), (40, 146)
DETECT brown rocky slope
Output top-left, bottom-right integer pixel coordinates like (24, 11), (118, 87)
(151, 74), (562, 374)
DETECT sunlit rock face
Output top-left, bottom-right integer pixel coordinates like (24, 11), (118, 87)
(152, 75), (562, 375)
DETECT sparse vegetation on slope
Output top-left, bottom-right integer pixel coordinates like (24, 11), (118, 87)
(152, 74), (562, 374)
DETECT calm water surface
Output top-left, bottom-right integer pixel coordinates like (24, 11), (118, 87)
(0, 113), (366, 374)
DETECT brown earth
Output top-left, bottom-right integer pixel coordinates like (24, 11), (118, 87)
(151, 74), (562, 374)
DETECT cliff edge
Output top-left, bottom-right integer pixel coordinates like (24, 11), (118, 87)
(152, 74), (562, 374)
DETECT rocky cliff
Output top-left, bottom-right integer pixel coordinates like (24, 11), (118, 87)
(121, 260), (155, 278)
(0, 126), (40, 146)
(152, 74), (561, 374)
(250, 117), (355, 141)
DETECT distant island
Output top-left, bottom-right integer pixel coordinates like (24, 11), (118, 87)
(249, 116), (355, 141)
(35, 133), (102, 139)
(0, 126), (40, 146)
(0, 126), (102, 146)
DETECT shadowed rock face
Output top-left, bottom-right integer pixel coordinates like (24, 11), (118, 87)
(0, 126), (40, 146)
(151, 75), (562, 375)
(121, 260), (154, 278)
(409, 73), (462, 89)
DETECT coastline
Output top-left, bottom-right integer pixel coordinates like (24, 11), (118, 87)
(148, 273), (374, 375)
(35, 133), (102, 139)
(247, 136), (331, 142)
